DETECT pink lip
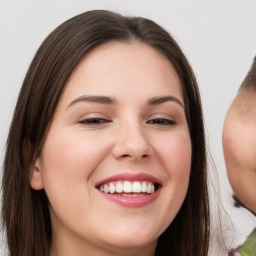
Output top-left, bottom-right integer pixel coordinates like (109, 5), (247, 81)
(95, 172), (161, 208)
(99, 189), (161, 208)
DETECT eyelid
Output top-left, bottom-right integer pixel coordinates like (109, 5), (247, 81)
(146, 118), (176, 125)
(147, 113), (176, 120)
(78, 112), (112, 125)
(79, 117), (111, 124)
(146, 113), (176, 125)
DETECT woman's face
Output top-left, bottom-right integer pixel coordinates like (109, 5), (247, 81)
(223, 89), (256, 215)
(31, 42), (192, 255)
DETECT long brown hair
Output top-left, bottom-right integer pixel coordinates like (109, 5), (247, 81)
(1, 10), (209, 256)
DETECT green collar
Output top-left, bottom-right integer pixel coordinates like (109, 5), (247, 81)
(228, 228), (256, 255)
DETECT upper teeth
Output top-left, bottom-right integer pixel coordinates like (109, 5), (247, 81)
(99, 181), (155, 194)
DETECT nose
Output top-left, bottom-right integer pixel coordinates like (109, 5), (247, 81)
(112, 123), (153, 161)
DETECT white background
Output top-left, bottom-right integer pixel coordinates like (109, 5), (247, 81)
(1, 0), (256, 254)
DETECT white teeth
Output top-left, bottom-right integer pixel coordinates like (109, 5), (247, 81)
(141, 182), (147, 192)
(147, 183), (151, 194)
(109, 182), (115, 194)
(132, 181), (142, 193)
(104, 184), (110, 193)
(98, 181), (156, 195)
(151, 184), (155, 193)
(123, 181), (132, 193)
(116, 182), (123, 193)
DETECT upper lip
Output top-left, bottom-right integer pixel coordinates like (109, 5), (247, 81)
(95, 172), (162, 187)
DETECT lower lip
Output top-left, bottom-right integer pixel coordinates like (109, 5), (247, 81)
(98, 189), (161, 208)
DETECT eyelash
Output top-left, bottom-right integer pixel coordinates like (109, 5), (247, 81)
(79, 118), (111, 125)
(79, 117), (176, 126)
(146, 118), (176, 126)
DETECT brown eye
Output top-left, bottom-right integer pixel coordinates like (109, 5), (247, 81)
(147, 118), (175, 125)
(80, 118), (111, 125)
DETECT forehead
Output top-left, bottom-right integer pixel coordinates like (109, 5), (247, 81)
(60, 41), (184, 105)
(71, 41), (179, 83)
(230, 89), (256, 118)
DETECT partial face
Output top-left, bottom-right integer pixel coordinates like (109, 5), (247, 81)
(31, 42), (192, 255)
(223, 89), (256, 215)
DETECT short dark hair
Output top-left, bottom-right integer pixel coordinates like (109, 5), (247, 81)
(1, 10), (209, 256)
(240, 56), (256, 90)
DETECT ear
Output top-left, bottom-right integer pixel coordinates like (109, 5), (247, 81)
(30, 157), (44, 190)
(23, 139), (44, 190)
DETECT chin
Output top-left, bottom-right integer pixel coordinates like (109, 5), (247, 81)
(102, 228), (158, 249)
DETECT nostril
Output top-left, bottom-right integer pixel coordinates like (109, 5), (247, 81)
(122, 154), (130, 158)
(121, 154), (149, 159)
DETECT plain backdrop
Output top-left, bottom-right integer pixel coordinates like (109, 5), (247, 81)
(1, 0), (256, 254)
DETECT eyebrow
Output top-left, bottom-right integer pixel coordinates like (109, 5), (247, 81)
(148, 96), (184, 109)
(66, 95), (184, 110)
(66, 95), (117, 109)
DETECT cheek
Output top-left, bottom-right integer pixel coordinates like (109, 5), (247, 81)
(223, 121), (256, 213)
(241, 126), (256, 171)
(40, 130), (110, 190)
(224, 126), (256, 172)
(156, 131), (192, 178)
(150, 131), (191, 228)
(223, 123), (256, 201)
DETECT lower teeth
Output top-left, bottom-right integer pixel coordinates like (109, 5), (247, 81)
(122, 193), (145, 197)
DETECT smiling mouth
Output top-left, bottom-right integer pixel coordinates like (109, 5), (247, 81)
(96, 181), (159, 196)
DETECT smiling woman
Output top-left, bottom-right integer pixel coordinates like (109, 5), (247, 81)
(1, 10), (209, 256)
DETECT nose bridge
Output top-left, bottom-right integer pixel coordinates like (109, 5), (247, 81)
(113, 116), (152, 160)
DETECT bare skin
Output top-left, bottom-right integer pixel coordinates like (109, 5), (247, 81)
(223, 89), (256, 215)
(30, 42), (192, 256)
